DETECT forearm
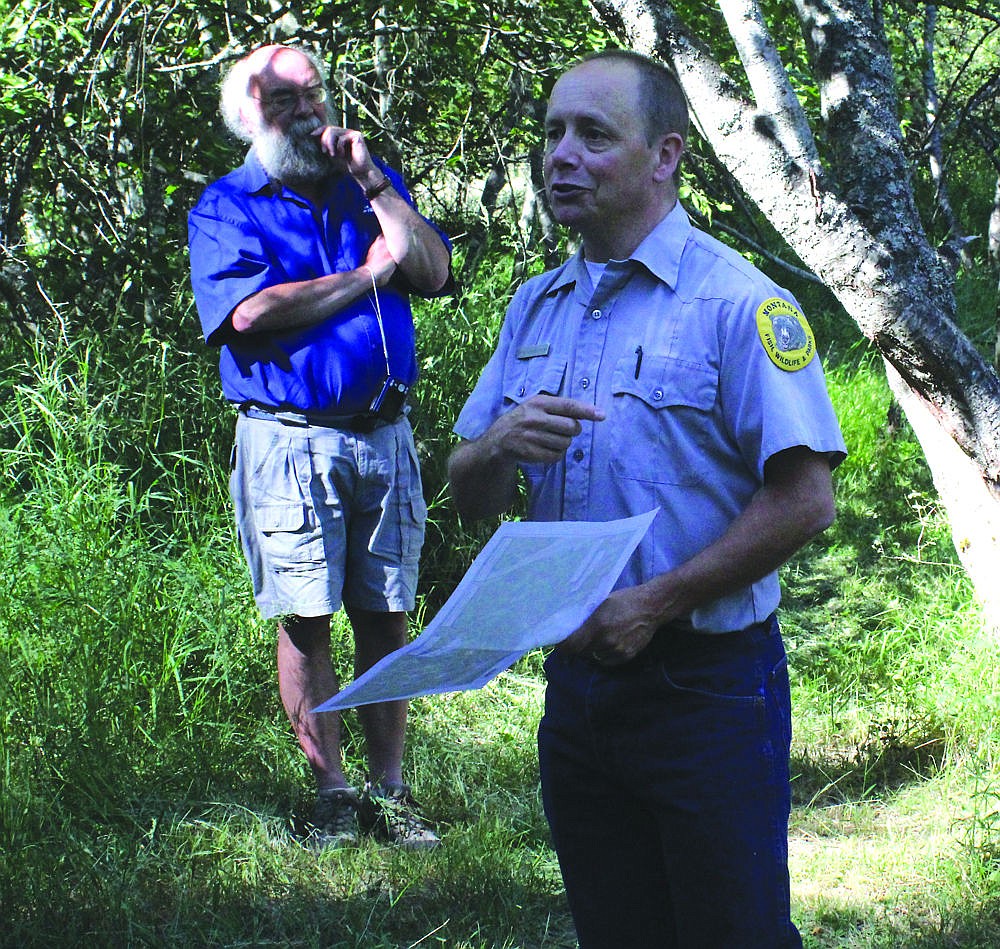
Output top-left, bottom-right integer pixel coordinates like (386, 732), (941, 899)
(641, 450), (836, 624)
(359, 173), (451, 293)
(230, 266), (374, 334)
(563, 450), (836, 661)
(313, 127), (450, 294)
(447, 435), (521, 522)
(448, 395), (606, 522)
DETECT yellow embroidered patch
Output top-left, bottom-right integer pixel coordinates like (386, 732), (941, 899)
(755, 297), (815, 371)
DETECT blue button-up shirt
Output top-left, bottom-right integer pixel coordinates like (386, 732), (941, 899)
(188, 150), (449, 414)
(454, 203), (846, 632)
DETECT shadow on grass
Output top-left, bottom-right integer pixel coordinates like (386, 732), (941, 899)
(802, 900), (1000, 948)
(4, 872), (577, 948)
(1, 791), (574, 949)
(791, 719), (946, 808)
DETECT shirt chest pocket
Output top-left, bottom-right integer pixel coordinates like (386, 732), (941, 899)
(502, 356), (567, 405)
(609, 353), (718, 485)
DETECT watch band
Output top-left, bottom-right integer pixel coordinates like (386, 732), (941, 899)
(365, 175), (392, 200)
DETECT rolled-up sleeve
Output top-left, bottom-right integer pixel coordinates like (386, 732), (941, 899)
(188, 193), (276, 346)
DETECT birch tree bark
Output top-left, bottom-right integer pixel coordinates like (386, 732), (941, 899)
(991, 178), (1000, 367)
(590, 0), (1000, 628)
(920, 5), (973, 269)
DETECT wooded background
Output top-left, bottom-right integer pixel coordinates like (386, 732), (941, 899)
(4, 5), (1000, 944)
(3, 0), (999, 612)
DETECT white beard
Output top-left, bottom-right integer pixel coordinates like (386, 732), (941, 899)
(254, 115), (331, 184)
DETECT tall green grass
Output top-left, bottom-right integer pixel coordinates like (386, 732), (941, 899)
(2, 284), (1000, 945)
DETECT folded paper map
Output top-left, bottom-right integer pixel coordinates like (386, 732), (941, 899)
(312, 510), (657, 711)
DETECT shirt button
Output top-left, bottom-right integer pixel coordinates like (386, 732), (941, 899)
(580, 378), (590, 389)
(591, 308), (602, 320)
(517, 385), (525, 397)
(573, 449), (585, 462)
(652, 388), (664, 401)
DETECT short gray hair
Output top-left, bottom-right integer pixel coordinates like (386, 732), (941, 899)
(577, 49), (689, 144)
(219, 44), (328, 142)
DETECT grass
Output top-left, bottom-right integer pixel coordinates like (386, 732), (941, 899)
(2, 306), (1000, 947)
(792, 759), (1000, 947)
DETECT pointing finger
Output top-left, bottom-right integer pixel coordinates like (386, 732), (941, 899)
(531, 395), (606, 422)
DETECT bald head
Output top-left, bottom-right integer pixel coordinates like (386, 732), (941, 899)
(220, 45), (329, 142)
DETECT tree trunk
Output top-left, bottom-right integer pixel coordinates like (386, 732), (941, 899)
(461, 67), (532, 285)
(920, 5), (973, 270)
(589, 0), (1000, 629)
(991, 178), (1000, 368)
(371, 6), (404, 171)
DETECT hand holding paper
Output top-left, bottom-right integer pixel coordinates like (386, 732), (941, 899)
(312, 510), (657, 712)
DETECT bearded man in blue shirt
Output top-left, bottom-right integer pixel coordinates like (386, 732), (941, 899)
(450, 50), (846, 946)
(189, 44), (452, 851)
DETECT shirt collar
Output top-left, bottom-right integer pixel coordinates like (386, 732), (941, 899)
(548, 255), (585, 295)
(230, 149), (280, 198)
(545, 202), (692, 296)
(626, 201), (691, 290)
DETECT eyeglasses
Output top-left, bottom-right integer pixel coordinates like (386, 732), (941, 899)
(256, 85), (327, 113)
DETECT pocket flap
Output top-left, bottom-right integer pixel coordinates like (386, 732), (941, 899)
(255, 503), (308, 534)
(502, 357), (568, 404)
(612, 354), (716, 410)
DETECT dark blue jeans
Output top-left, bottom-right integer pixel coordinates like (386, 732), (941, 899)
(538, 616), (802, 949)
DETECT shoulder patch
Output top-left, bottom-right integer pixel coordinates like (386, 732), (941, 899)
(755, 297), (815, 371)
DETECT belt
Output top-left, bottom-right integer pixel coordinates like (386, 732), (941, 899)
(617, 618), (695, 666)
(585, 614), (777, 668)
(238, 402), (397, 433)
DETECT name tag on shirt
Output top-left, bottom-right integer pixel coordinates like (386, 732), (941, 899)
(516, 343), (550, 359)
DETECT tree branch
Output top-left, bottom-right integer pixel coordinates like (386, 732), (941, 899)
(687, 206), (822, 284)
(589, 0), (1000, 482)
(715, 0), (819, 172)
